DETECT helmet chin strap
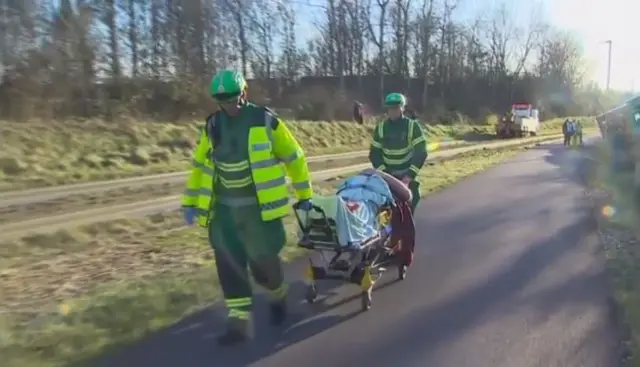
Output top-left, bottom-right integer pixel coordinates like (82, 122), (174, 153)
(239, 88), (248, 105)
(218, 89), (248, 116)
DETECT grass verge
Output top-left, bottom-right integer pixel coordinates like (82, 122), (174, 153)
(0, 155), (379, 225)
(0, 142), (553, 366)
(585, 141), (640, 366)
(0, 117), (589, 191)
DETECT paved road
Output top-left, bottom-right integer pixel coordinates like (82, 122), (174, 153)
(99, 140), (620, 367)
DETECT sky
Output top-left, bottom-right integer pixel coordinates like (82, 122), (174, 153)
(544, 0), (639, 92)
(291, 0), (639, 92)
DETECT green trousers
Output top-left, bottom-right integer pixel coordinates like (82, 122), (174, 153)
(573, 132), (583, 145)
(408, 180), (421, 212)
(209, 203), (288, 320)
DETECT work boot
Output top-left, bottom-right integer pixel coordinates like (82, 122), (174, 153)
(217, 318), (251, 346)
(269, 300), (287, 326)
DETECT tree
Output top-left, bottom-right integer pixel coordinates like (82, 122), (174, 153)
(0, 0), (604, 121)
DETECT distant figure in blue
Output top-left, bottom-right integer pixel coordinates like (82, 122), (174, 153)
(562, 118), (575, 146)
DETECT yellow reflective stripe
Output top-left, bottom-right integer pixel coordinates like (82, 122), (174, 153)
(280, 151), (299, 163)
(383, 146), (412, 155)
(409, 165), (420, 174)
(408, 119), (415, 144)
(183, 189), (199, 197)
(371, 140), (383, 148)
(411, 135), (425, 146)
(251, 158), (280, 170)
(185, 187), (212, 196)
(192, 159), (215, 175)
(255, 176), (286, 190)
(377, 123), (385, 138)
(292, 181), (310, 190)
(261, 197), (289, 212)
(218, 160), (250, 171)
(268, 284), (288, 300)
(226, 297), (252, 308)
(383, 154), (413, 165)
(219, 176), (253, 188)
(377, 164), (386, 170)
(229, 309), (250, 320)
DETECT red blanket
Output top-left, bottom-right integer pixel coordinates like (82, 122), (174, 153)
(390, 200), (416, 266)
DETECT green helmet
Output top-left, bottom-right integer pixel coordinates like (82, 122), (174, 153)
(384, 93), (406, 107)
(209, 70), (247, 102)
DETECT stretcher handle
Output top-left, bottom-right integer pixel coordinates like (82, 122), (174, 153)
(291, 201), (324, 212)
(291, 202), (329, 234)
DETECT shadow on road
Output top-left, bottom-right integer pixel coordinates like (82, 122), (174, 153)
(90, 253), (405, 367)
(351, 210), (615, 366)
(497, 142), (596, 188)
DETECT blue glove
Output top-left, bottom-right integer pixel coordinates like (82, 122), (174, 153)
(297, 199), (313, 211)
(183, 207), (197, 226)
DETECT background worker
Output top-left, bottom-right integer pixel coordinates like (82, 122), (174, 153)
(353, 100), (364, 124)
(574, 119), (583, 145)
(369, 92), (427, 211)
(181, 69), (314, 346)
(562, 118), (573, 146)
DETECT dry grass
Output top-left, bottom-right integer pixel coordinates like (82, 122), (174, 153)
(0, 116), (590, 191)
(585, 141), (640, 366)
(0, 144), (536, 367)
(0, 155), (378, 225)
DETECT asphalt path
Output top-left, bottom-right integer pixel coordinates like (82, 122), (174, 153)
(98, 139), (621, 367)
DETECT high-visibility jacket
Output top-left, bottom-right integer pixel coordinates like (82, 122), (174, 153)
(369, 117), (427, 179)
(181, 105), (313, 227)
(575, 121), (583, 133)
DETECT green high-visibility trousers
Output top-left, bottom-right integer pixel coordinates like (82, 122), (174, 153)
(408, 180), (421, 212)
(208, 203), (288, 320)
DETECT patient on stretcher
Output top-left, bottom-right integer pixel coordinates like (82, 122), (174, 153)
(295, 170), (400, 249)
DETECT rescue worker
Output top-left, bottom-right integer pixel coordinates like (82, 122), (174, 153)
(562, 118), (572, 146)
(574, 119), (583, 146)
(353, 101), (364, 125)
(181, 69), (314, 346)
(504, 111), (513, 123)
(369, 93), (427, 211)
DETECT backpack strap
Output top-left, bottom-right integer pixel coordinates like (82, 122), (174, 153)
(204, 112), (222, 147)
(263, 107), (278, 145)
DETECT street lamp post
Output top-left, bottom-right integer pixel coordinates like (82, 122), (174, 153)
(605, 40), (612, 90)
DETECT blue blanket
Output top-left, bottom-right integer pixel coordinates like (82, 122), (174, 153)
(335, 173), (394, 248)
(296, 172), (395, 249)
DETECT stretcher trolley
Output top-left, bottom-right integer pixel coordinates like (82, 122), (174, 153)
(292, 196), (410, 311)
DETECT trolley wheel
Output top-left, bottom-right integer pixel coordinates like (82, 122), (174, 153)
(305, 285), (318, 304)
(361, 289), (372, 311)
(398, 265), (408, 280)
